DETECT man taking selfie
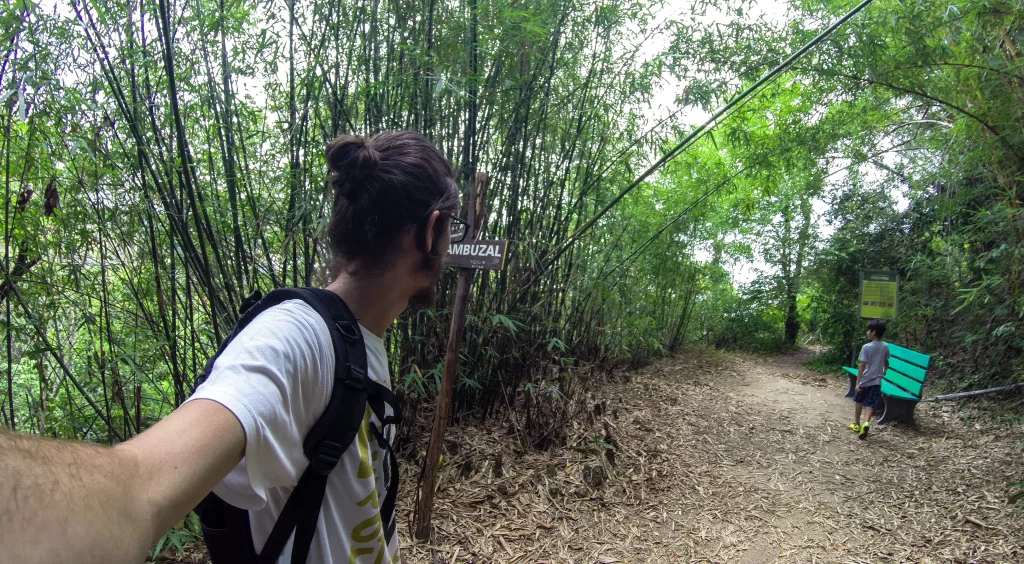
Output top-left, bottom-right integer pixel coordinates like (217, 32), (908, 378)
(0, 130), (464, 564)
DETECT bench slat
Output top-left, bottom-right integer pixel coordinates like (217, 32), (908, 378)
(884, 369), (923, 398)
(889, 357), (927, 383)
(889, 343), (931, 369)
(842, 342), (933, 406)
(845, 365), (922, 399)
(882, 380), (919, 401)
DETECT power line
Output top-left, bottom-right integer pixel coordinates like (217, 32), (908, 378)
(510, 0), (879, 305)
(600, 139), (920, 287)
(598, 165), (751, 283)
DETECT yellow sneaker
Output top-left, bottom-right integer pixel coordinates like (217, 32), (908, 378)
(859, 422), (871, 440)
(849, 423), (861, 433)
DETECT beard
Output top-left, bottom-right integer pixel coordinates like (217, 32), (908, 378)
(407, 249), (445, 311)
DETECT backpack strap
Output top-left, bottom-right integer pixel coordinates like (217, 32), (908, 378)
(305, 289), (403, 546)
(196, 288), (401, 564)
(369, 421), (401, 541)
(255, 288), (401, 564)
(302, 289), (403, 547)
(195, 288), (304, 391)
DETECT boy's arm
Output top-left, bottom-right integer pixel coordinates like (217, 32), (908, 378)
(856, 360), (866, 391)
(0, 398), (244, 564)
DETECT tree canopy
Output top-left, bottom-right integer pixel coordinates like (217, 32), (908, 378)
(2, 0), (1022, 446)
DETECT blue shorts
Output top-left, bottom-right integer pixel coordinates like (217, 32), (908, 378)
(854, 385), (882, 408)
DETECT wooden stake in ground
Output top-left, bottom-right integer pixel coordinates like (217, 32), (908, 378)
(414, 172), (490, 541)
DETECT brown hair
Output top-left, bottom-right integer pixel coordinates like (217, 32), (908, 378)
(325, 131), (459, 273)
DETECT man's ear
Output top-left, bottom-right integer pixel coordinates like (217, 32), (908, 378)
(423, 210), (441, 254)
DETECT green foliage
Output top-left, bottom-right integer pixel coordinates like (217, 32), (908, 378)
(1011, 483), (1024, 506)
(0, 0), (683, 438)
(5, 0), (1024, 444)
(152, 512), (201, 559)
(709, 283), (792, 353)
(666, 0), (1024, 391)
(806, 348), (849, 374)
(489, 314), (524, 338)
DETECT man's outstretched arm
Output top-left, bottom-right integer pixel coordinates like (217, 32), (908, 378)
(0, 399), (245, 564)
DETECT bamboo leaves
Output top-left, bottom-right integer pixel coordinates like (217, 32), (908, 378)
(7, 0), (1022, 444)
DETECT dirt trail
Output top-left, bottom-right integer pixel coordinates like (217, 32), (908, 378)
(399, 349), (1024, 563)
(716, 349), (851, 425)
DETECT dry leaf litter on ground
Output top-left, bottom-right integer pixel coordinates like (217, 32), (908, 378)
(396, 349), (1024, 563)
(153, 349), (1024, 563)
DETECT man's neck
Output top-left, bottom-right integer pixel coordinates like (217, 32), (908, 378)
(326, 273), (408, 338)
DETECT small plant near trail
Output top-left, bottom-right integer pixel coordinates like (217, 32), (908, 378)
(1011, 482), (1024, 510)
(806, 347), (848, 374)
(151, 512), (201, 561)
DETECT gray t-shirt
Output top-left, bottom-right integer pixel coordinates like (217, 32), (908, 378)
(858, 340), (890, 387)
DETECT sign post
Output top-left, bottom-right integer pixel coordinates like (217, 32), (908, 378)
(859, 269), (898, 319)
(414, 172), (507, 541)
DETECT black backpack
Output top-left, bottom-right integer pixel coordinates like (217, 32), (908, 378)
(193, 288), (402, 564)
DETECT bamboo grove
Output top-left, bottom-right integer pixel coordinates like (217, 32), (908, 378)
(3, 0), (1024, 445)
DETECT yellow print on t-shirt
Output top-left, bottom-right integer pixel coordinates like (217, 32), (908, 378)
(349, 408), (388, 563)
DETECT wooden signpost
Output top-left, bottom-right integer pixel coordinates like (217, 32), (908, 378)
(414, 172), (508, 540)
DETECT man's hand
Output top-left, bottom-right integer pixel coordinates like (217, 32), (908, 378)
(855, 384), (861, 393)
(0, 399), (244, 564)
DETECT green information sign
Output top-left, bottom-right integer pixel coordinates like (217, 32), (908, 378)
(859, 269), (898, 319)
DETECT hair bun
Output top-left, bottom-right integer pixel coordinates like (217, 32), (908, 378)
(325, 135), (381, 198)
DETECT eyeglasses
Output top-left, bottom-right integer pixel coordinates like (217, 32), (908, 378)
(419, 205), (470, 243)
(449, 217), (468, 243)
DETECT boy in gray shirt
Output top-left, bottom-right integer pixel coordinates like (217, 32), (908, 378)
(850, 319), (890, 439)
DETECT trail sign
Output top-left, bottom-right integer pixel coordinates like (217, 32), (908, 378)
(444, 240), (508, 270)
(859, 269), (898, 319)
(415, 172), (493, 541)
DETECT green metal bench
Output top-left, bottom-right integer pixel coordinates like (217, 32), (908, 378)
(842, 343), (932, 425)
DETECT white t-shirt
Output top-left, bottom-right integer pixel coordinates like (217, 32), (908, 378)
(188, 299), (400, 564)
